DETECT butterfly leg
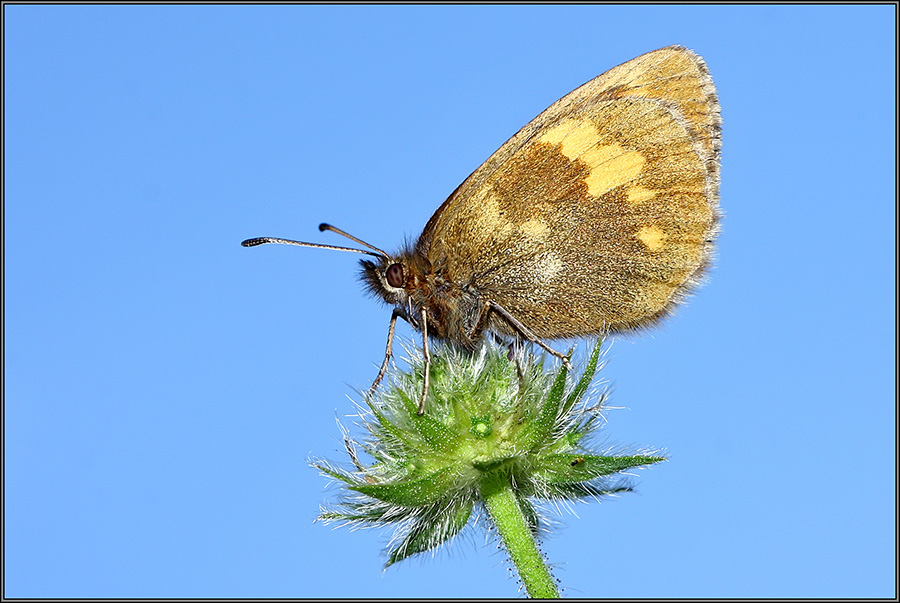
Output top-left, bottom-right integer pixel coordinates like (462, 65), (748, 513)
(417, 307), (431, 415)
(488, 300), (573, 370)
(486, 331), (527, 386)
(368, 308), (402, 397)
(368, 307), (431, 415)
(508, 338), (527, 383)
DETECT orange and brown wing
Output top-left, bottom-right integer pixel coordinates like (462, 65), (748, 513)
(421, 46), (721, 337)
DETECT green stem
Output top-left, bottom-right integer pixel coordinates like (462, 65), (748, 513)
(480, 471), (560, 598)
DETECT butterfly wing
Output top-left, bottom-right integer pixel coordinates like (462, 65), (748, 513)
(418, 45), (721, 337)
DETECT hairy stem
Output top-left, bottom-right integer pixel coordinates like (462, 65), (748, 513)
(480, 471), (559, 598)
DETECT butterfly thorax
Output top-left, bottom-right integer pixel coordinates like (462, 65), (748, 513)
(360, 250), (485, 349)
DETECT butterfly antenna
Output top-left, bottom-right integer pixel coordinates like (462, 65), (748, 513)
(318, 223), (391, 259)
(240, 236), (385, 258)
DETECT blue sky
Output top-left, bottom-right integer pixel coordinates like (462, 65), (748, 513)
(4, 4), (895, 599)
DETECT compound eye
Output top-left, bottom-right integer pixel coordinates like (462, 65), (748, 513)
(386, 263), (404, 288)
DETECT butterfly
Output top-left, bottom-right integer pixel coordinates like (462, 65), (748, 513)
(243, 45), (721, 414)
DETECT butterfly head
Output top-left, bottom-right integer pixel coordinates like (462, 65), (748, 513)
(359, 255), (410, 307)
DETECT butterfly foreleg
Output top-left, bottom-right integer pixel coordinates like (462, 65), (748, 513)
(368, 306), (431, 416)
(417, 307), (431, 415)
(368, 307), (404, 398)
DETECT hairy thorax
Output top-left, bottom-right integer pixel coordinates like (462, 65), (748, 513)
(409, 271), (484, 349)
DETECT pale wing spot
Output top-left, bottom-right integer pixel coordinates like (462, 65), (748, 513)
(463, 191), (513, 246)
(538, 118), (582, 149)
(538, 253), (563, 280)
(519, 218), (548, 240)
(506, 253), (563, 301)
(539, 118), (646, 197)
(636, 225), (667, 251)
(626, 185), (656, 205)
(482, 194), (501, 226)
(478, 192), (513, 233)
(540, 118), (600, 161)
(583, 149), (645, 197)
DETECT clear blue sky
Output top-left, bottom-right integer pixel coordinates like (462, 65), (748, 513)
(4, 4), (895, 598)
